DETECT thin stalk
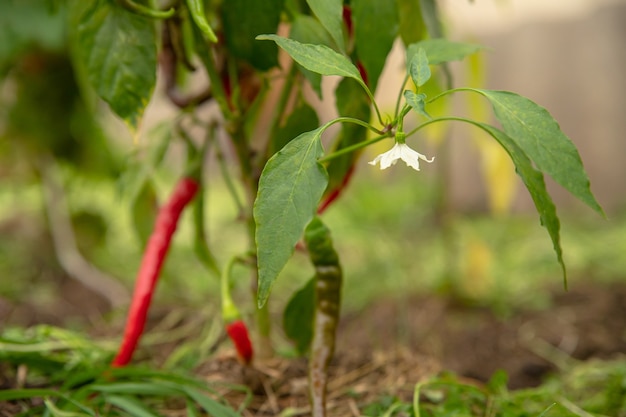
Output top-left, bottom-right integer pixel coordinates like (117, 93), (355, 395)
(318, 134), (388, 164)
(394, 73), (411, 118)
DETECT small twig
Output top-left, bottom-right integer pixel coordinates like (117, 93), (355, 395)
(39, 156), (129, 308)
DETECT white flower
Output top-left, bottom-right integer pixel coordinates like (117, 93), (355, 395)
(368, 142), (434, 171)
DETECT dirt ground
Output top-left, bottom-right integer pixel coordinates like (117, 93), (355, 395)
(2, 272), (625, 415)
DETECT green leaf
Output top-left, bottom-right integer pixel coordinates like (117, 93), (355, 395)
(352, 0), (399, 90)
(73, 0), (157, 131)
(476, 122), (566, 283)
(256, 35), (363, 83)
(305, 0), (344, 52)
(407, 38), (484, 66)
(254, 127), (329, 307)
(271, 101), (320, 155)
(404, 91), (430, 119)
(222, 0), (284, 70)
(183, 387), (241, 417)
(106, 395), (162, 417)
(408, 47), (430, 88)
(472, 89), (603, 214)
(283, 277), (315, 354)
(290, 15), (335, 97)
(396, 0), (425, 46)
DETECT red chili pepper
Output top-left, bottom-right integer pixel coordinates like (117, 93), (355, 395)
(221, 256), (254, 364)
(111, 177), (199, 367)
(225, 319), (254, 364)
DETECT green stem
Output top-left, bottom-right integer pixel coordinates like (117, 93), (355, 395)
(394, 74), (410, 118)
(358, 79), (384, 127)
(318, 134), (388, 163)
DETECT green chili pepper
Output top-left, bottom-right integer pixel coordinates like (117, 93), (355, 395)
(116, 0), (175, 19)
(185, 0), (218, 43)
(304, 217), (342, 417)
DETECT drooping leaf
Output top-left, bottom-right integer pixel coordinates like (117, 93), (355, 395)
(271, 101), (320, 155)
(408, 47), (430, 88)
(407, 39), (484, 66)
(289, 15), (335, 97)
(256, 35), (363, 84)
(396, 0), (425, 46)
(404, 90), (430, 119)
(283, 277), (315, 354)
(222, 0), (284, 70)
(305, 0), (344, 52)
(476, 122), (566, 283)
(73, 0), (157, 131)
(352, 0), (398, 90)
(472, 89), (603, 214)
(254, 127), (329, 307)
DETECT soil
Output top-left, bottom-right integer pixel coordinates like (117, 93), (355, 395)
(1, 275), (626, 416)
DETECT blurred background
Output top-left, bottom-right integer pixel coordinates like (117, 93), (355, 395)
(0, 0), (625, 334)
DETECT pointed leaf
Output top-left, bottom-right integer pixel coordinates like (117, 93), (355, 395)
(256, 35), (363, 83)
(305, 0), (344, 52)
(407, 38), (484, 66)
(352, 0), (398, 90)
(408, 47), (430, 88)
(254, 128), (329, 307)
(74, 0), (157, 131)
(222, 0), (284, 70)
(283, 277), (315, 354)
(476, 122), (565, 283)
(473, 89), (603, 214)
(404, 90), (430, 119)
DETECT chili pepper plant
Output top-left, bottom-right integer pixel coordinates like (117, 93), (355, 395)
(27, 0), (603, 415)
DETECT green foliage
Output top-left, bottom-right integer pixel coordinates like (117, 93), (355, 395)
(352, 0), (399, 90)
(283, 277), (316, 354)
(470, 89), (603, 215)
(407, 38), (484, 65)
(0, 326), (245, 416)
(408, 48), (431, 88)
(256, 34), (365, 85)
(254, 127), (329, 307)
(222, 0), (284, 70)
(305, 0), (345, 52)
(71, 0), (157, 131)
(0, 1), (608, 415)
